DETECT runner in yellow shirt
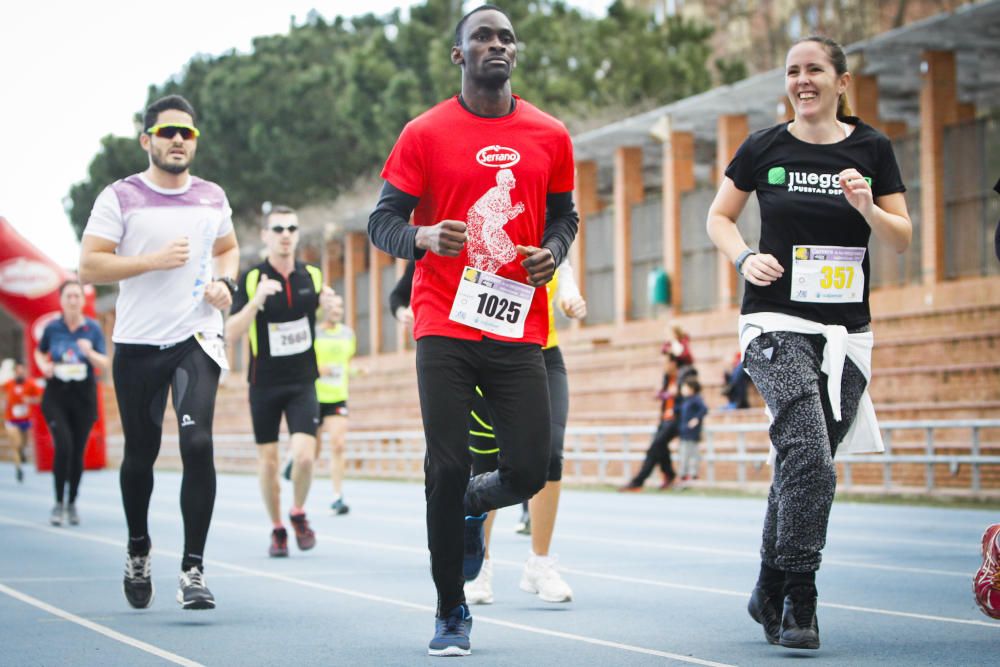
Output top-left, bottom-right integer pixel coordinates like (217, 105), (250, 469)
(314, 309), (356, 515)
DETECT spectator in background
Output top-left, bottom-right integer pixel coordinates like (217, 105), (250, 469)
(663, 325), (694, 369)
(723, 352), (751, 410)
(677, 377), (708, 483)
(993, 177), (999, 263)
(620, 349), (689, 491)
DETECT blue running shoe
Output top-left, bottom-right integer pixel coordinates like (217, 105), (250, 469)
(428, 604), (473, 656)
(463, 512), (487, 581)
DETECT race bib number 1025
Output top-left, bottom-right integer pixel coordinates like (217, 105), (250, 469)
(449, 267), (535, 339)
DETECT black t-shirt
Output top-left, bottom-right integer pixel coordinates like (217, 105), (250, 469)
(726, 119), (906, 327)
(231, 260), (321, 386)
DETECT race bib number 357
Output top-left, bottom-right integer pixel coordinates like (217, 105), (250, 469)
(449, 267), (535, 339)
(790, 245), (866, 304)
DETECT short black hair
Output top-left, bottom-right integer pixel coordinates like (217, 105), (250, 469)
(454, 4), (511, 46)
(143, 95), (197, 133)
(683, 378), (702, 394)
(263, 204), (296, 228)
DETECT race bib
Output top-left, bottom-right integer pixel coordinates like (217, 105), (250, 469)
(790, 245), (866, 304)
(11, 404), (28, 419)
(320, 365), (345, 385)
(448, 267), (534, 339)
(53, 363), (88, 382)
(195, 332), (230, 371)
(268, 317), (312, 357)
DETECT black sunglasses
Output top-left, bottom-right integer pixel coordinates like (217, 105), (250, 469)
(146, 123), (200, 140)
(270, 224), (298, 234)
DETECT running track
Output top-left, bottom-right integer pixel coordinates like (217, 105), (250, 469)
(1, 465), (997, 666)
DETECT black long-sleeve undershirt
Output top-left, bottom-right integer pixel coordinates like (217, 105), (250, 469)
(389, 259), (416, 314)
(367, 181), (579, 268)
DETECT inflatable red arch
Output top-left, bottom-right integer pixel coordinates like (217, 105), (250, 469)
(0, 217), (106, 471)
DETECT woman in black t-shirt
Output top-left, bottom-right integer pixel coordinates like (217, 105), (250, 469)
(707, 36), (911, 651)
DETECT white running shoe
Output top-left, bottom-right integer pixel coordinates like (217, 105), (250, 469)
(464, 557), (494, 604)
(519, 554), (573, 603)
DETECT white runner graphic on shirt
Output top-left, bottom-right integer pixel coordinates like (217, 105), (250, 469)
(465, 169), (524, 273)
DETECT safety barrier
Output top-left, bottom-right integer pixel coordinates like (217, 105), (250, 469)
(104, 419), (1000, 495)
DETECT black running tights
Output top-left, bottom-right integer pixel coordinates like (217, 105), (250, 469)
(42, 387), (96, 504)
(113, 338), (219, 571)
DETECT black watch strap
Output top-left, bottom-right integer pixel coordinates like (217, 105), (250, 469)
(216, 276), (238, 296)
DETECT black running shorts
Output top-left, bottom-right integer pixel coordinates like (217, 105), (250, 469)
(320, 401), (349, 419)
(248, 382), (319, 444)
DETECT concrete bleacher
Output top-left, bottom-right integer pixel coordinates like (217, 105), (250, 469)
(12, 275), (994, 495)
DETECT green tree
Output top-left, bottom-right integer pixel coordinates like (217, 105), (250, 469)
(66, 135), (146, 238)
(66, 1), (716, 235)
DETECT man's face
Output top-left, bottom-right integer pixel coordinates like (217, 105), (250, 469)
(141, 109), (198, 175)
(262, 212), (300, 259)
(452, 10), (517, 88)
(14, 364), (25, 379)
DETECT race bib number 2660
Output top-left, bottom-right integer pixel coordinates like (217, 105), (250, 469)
(448, 267), (534, 339)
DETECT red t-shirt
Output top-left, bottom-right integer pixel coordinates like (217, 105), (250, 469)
(3, 379), (41, 422)
(381, 96), (575, 346)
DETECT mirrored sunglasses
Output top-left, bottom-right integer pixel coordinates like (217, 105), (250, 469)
(146, 123), (200, 140)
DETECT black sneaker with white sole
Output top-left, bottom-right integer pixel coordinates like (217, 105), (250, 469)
(123, 553), (154, 609)
(177, 567), (215, 610)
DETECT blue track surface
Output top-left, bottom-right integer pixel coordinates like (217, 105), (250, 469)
(1, 464), (997, 666)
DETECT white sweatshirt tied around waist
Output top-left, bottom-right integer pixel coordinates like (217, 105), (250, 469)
(738, 312), (884, 457)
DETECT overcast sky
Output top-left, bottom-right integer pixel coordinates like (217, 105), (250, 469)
(0, 1), (611, 269)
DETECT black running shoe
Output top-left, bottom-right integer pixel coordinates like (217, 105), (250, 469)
(289, 513), (316, 550)
(747, 586), (782, 645)
(269, 527), (289, 557)
(780, 587), (820, 649)
(330, 498), (350, 515)
(123, 553), (154, 609)
(15, 466), (23, 483)
(177, 567), (215, 610)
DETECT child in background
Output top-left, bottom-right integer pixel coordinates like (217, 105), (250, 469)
(677, 378), (708, 482)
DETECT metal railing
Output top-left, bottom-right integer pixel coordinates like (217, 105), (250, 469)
(106, 419), (1000, 495)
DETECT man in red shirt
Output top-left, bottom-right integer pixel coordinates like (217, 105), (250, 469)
(3, 362), (42, 482)
(368, 5), (578, 657)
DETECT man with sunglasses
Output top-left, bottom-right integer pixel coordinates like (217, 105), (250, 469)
(80, 94), (240, 611)
(367, 5), (578, 656)
(226, 204), (340, 558)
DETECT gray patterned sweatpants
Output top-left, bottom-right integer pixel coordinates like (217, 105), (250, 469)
(743, 329), (868, 573)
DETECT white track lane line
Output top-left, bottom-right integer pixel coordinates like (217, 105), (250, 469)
(0, 515), (736, 667)
(5, 502), (998, 633)
(0, 582), (204, 666)
(0, 484), (979, 578)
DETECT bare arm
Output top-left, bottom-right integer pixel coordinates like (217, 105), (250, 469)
(224, 276), (282, 345)
(33, 348), (53, 379)
(706, 178), (784, 286)
(75, 338), (110, 372)
(212, 231), (240, 279)
(203, 231), (240, 312)
(839, 169), (911, 253)
(79, 234), (190, 285)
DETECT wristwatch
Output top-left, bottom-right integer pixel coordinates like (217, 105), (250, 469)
(215, 276), (238, 296)
(734, 249), (756, 275)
